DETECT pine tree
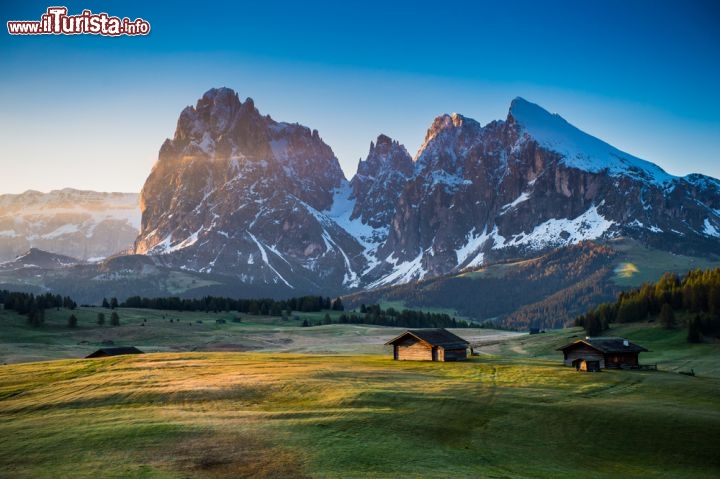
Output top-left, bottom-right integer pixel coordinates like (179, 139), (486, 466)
(687, 315), (702, 343)
(110, 297), (118, 310)
(110, 311), (120, 326)
(97, 312), (105, 326)
(659, 303), (676, 329)
(332, 297), (344, 311)
(102, 298), (110, 308)
(68, 314), (78, 328)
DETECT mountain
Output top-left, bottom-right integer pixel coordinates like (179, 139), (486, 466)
(133, 89), (720, 298)
(0, 248), (79, 271)
(0, 189), (140, 263)
(366, 98), (720, 287)
(5, 88), (718, 327)
(134, 88), (366, 294)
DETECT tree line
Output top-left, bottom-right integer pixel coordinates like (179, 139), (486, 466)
(574, 268), (720, 342)
(324, 304), (479, 329)
(0, 290), (77, 327)
(120, 294), (345, 315)
(2, 289), (477, 329)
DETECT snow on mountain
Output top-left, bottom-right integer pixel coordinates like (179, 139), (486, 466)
(704, 218), (720, 238)
(126, 88), (720, 295)
(326, 183), (385, 261)
(509, 98), (676, 186)
(135, 87), (363, 293)
(372, 97), (720, 285)
(0, 247), (79, 270)
(494, 204), (615, 250)
(0, 189), (140, 263)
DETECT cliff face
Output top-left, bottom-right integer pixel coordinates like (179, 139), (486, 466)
(134, 88), (362, 293)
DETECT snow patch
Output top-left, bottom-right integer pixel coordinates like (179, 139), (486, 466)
(247, 232), (294, 288)
(368, 252), (427, 288)
(455, 227), (492, 268)
(494, 204), (615, 250)
(324, 182), (388, 274)
(428, 170), (472, 191)
(168, 229), (201, 253)
(703, 218), (720, 238)
(500, 192), (531, 214)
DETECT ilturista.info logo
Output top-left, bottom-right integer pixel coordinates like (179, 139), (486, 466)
(7, 6), (150, 36)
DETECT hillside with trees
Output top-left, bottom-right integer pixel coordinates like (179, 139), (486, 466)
(575, 268), (720, 342)
(346, 242), (622, 330)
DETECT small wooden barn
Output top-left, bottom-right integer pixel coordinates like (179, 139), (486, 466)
(385, 329), (469, 362)
(557, 337), (648, 370)
(85, 346), (144, 358)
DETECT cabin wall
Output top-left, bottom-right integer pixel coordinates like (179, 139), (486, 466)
(441, 348), (467, 362)
(563, 345), (605, 368)
(395, 338), (432, 361)
(604, 353), (640, 367)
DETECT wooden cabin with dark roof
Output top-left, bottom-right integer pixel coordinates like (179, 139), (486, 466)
(385, 329), (469, 361)
(557, 337), (648, 370)
(85, 347), (144, 359)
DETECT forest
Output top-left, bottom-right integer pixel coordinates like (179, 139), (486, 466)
(574, 268), (720, 342)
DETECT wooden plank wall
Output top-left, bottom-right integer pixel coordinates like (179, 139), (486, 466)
(441, 348), (467, 362)
(564, 345), (605, 368)
(396, 340), (432, 361)
(605, 353), (639, 367)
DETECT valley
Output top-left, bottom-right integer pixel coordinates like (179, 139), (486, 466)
(0, 310), (718, 478)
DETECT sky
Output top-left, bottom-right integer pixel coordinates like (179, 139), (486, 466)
(1, 0), (719, 194)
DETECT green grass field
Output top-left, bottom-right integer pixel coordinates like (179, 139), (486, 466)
(1, 353), (718, 478)
(1, 308), (719, 478)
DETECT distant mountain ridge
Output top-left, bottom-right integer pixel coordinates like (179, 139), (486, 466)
(0, 189), (140, 263)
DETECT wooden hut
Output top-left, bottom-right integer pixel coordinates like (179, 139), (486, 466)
(85, 346), (144, 358)
(385, 329), (469, 362)
(557, 338), (648, 370)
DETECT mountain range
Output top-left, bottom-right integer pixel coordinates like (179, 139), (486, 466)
(2, 88), (719, 327)
(0, 189), (139, 263)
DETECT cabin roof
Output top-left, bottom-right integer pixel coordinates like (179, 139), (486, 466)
(85, 346), (145, 358)
(557, 337), (648, 354)
(385, 329), (469, 349)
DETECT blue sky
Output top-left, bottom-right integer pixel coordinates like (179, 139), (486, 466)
(1, 0), (719, 194)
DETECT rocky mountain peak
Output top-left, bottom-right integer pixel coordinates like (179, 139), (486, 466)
(415, 112), (482, 163)
(420, 113), (475, 146)
(134, 88), (357, 291)
(350, 134), (413, 228)
(359, 134), (413, 177)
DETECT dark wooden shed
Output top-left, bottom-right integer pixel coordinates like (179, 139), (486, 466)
(557, 338), (648, 370)
(85, 347), (144, 358)
(385, 329), (469, 362)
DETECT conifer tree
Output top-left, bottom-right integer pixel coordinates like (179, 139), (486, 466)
(659, 303), (676, 329)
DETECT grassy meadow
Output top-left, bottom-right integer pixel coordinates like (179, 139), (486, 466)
(1, 307), (719, 478)
(610, 239), (720, 287)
